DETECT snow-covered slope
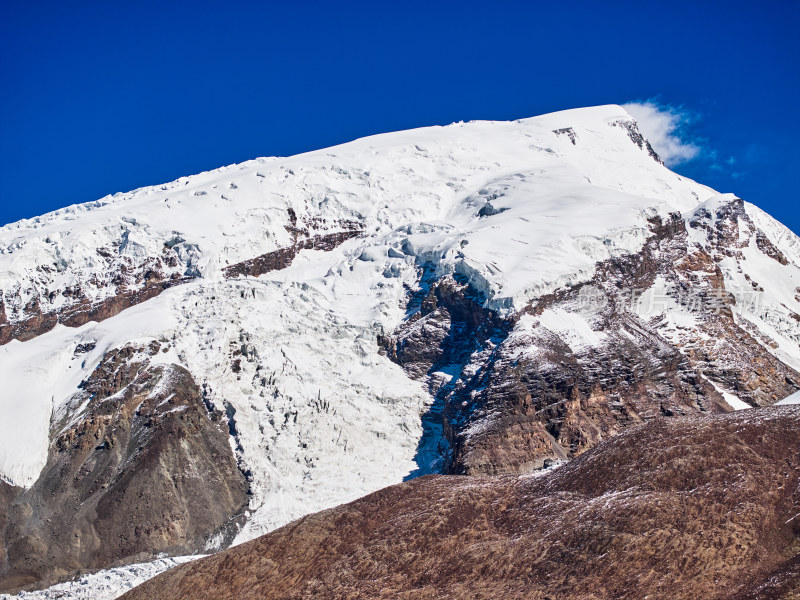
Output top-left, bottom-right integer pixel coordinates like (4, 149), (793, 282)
(1, 104), (798, 594)
(0, 105), (708, 488)
(0, 105), (709, 308)
(777, 390), (800, 405)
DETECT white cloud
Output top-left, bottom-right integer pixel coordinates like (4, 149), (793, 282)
(622, 101), (700, 167)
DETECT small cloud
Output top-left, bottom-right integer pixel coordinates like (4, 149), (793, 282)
(622, 101), (700, 167)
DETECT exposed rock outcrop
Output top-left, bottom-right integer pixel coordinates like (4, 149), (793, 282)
(0, 274), (194, 346)
(223, 229), (362, 278)
(0, 216), (362, 346)
(382, 203), (800, 476)
(610, 118), (663, 163)
(0, 343), (249, 593)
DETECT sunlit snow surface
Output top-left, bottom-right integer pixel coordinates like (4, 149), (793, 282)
(777, 391), (800, 405)
(0, 105), (797, 573)
(0, 557), (197, 600)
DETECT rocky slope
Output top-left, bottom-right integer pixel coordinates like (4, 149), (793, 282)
(0, 105), (798, 594)
(387, 201), (800, 476)
(120, 406), (800, 600)
(0, 342), (248, 592)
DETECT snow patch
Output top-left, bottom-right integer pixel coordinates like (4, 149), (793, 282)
(538, 308), (606, 351)
(1, 556), (198, 600)
(776, 391), (800, 406)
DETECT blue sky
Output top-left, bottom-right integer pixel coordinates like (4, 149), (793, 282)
(1, 1), (798, 232)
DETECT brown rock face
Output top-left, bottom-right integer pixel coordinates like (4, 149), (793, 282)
(756, 229), (790, 265)
(0, 481), (17, 571)
(379, 273), (509, 381)
(382, 206), (800, 477)
(0, 275), (195, 346)
(0, 244), (195, 346)
(0, 343), (249, 594)
(0, 219), (362, 346)
(121, 407), (800, 600)
(610, 118), (663, 164)
(223, 229), (362, 278)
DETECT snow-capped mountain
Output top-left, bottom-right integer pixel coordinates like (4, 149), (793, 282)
(1, 105), (798, 595)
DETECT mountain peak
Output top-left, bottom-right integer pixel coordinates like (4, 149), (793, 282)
(1, 106), (799, 597)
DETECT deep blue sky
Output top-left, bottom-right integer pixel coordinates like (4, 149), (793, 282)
(1, 1), (798, 232)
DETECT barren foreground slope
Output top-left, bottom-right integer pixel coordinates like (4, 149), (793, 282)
(123, 406), (800, 600)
